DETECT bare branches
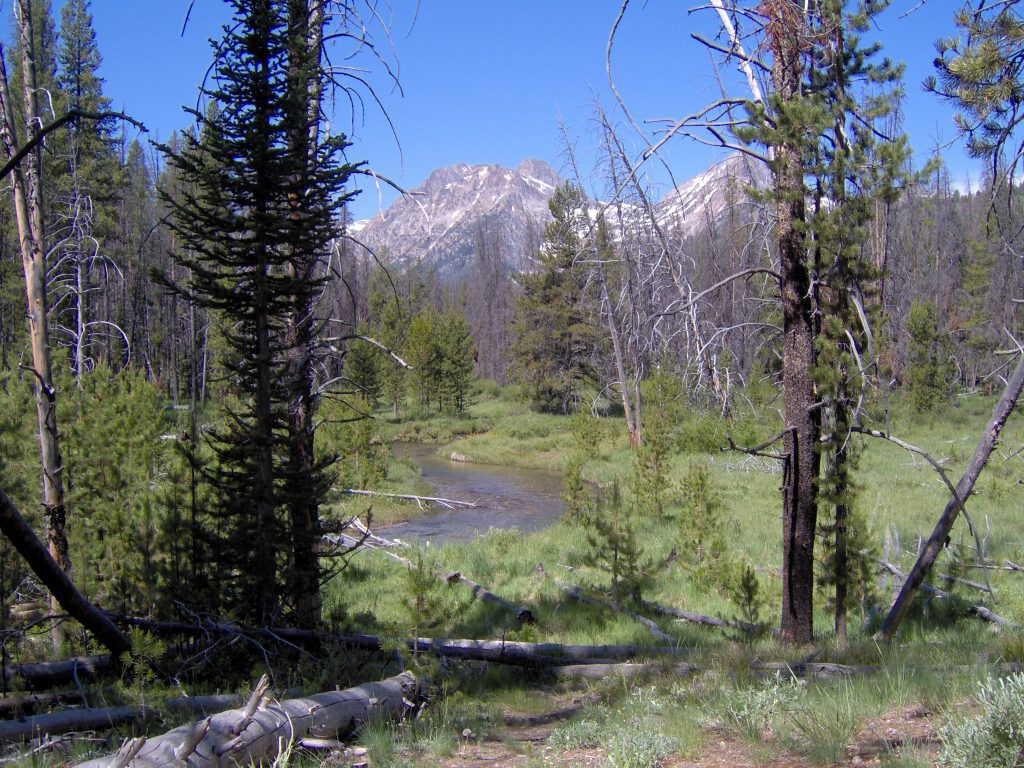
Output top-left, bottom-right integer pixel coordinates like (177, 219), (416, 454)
(0, 107), (146, 181)
(875, 353), (1024, 641)
(724, 428), (792, 460)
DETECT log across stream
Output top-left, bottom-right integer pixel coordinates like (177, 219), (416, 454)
(386, 444), (566, 543)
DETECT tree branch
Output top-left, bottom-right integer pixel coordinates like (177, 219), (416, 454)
(0, 109), (145, 181)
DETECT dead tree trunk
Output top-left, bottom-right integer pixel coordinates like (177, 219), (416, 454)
(74, 672), (419, 768)
(0, 488), (130, 658)
(105, 614), (689, 667)
(769, 5), (819, 645)
(0, 0), (69, 653)
(875, 354), (1024, 640)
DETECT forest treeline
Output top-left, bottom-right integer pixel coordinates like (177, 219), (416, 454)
(0, 0), (1021, 663)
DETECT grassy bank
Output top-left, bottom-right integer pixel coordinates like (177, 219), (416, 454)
(311, 385), (1024, 767)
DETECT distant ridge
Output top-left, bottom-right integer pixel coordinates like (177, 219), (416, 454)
(354, 159), (561, 279)
(352, 154), (768, 279)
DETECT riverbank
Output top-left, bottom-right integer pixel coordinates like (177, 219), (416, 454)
(316, 385), (1024, 767)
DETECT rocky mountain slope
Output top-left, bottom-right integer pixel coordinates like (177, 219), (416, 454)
(352, 154), (767, 280)
(654, 153), (770, 238)
(353, 159), (560, 279)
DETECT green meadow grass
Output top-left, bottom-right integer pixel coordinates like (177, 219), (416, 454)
(319, 386), (1024, 765)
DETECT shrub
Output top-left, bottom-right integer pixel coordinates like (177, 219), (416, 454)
(721, 672), (806, 740)
(939, 673), (1024, 767)
(606, 730), (679, 768)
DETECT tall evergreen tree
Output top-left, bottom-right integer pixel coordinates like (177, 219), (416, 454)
(732, 0), (909, 642)
(160, 0), (357, 628)
(511, 182), (598, 414)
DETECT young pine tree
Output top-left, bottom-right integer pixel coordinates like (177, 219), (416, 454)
(906, 299), (955, 412)
(632, 370), (681, 518)
(584, 480), (646, 603)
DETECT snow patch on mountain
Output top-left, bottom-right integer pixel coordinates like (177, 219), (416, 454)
(354, 154), (768, 280)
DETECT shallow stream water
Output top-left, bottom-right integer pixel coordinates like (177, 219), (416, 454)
(384, 444), (566, 544)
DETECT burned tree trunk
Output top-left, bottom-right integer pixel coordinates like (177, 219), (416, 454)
(768, 4), (819, 646)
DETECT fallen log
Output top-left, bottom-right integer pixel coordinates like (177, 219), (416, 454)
(637, 597), (778, 636)
(0, 705), (142, 743)
(548, 660), (878, 682)
(875, 559), (1016, 628)
(327, 522), (535, 624)
(337, 489), (478, 509)
(0, 688), (90, 716)
(2, 655), (111, 690)
(74, 671), (420, 768)
(551, 578), (673, 643)
(550, 662), (698, 680)
(104, 615), (689, 667)
(0, 687), (240, 720)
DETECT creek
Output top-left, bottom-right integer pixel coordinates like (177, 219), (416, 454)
(386, 444), (566, 544)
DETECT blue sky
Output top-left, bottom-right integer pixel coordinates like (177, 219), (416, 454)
(5, 1), (975, 220)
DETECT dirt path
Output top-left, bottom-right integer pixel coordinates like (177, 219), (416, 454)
(431, 704), (940, 768)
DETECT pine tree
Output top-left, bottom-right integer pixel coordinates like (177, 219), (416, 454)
(631, 370), (681, 518)
(160, 0), (357, 627)
(802, 1), (908, 645)
(436, 309), (475, 415)
(930, 3), (1024, 179)
(735, 0), (909, 643)
(511, 183), (598, 414)
(405, 307), (440, 412)
(905, 299), (955, 412)
(584, 479), (646, 603)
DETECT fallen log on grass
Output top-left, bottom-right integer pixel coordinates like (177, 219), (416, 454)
(0, 688), (90, 716)
(2, 654), (111, 690)
(875, 559), (1016, 629)
(74, 671), (419, 768)
(550, 662), (699, 680)
(551, 578), (672, 643)
(0, 705), (143, 743)
(326, 521), (535, 624)
(104, 615), (690, 668)
(638, 597), (781, 637)
(548, 660), (877, 682)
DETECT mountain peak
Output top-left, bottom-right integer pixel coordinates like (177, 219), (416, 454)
(357, 159), (561, 278)
(355, 154), (767, 281)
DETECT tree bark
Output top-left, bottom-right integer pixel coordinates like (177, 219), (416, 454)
(875, 354), (1024, 637)
(0, 0), (70, 654)
(282, 0), (327, 631)
(768, 4), (818, 645)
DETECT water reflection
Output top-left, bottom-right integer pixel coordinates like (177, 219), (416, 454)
(386, 444), (566, 543)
